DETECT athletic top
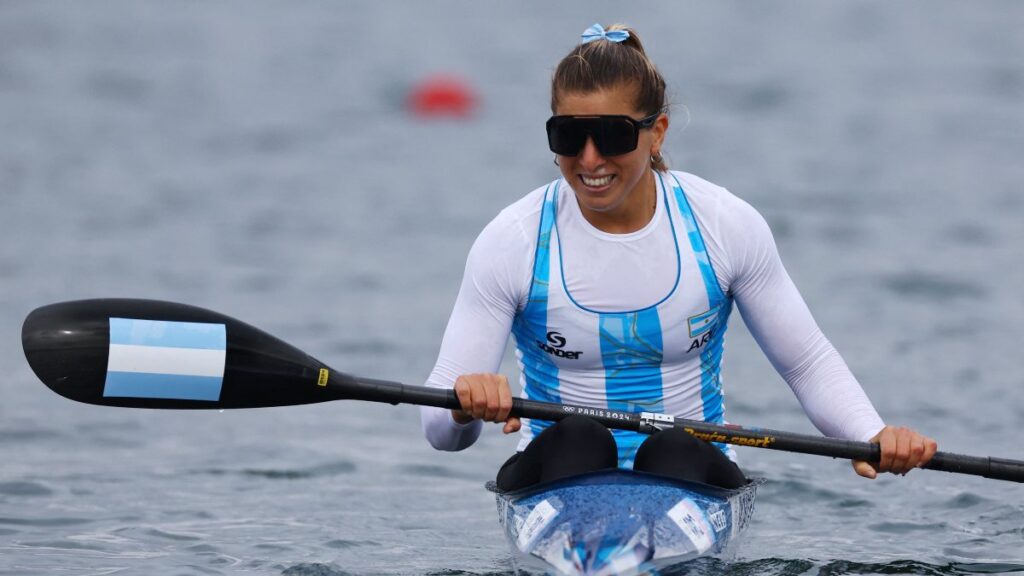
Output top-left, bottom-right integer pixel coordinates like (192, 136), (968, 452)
(420, 170), (885, 465)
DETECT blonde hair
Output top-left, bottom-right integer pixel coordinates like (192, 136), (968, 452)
(551, 24), (668, 171)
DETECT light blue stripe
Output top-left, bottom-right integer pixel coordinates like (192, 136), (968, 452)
(699, 301), (731, 424)
(611, 430), (645, 469)
(670, 173), (732, 455)
(670, 182), (724, 306)
(512, 183), (561, 441)
(600, 308), (664, 467)
(103, 371), (223, 401)
(109, 318), (226, 350)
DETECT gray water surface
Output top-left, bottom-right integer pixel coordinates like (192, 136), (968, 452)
(2, 2), (1023, 574)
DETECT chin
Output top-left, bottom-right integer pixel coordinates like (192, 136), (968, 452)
(577, 194), (626, 214)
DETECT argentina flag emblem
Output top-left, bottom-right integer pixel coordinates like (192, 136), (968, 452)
(687, 307), (719, 339)
(103, 318), (227, 401)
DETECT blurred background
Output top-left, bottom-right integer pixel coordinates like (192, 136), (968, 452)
(1, 2), (1023, 574)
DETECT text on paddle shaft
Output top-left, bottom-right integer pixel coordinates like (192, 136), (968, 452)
(562, 406), (630, 421)
(536, 331), (583, 360)
(683, 427), (775, 448)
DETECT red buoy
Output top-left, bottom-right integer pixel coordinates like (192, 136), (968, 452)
(408, 74), (477, 118)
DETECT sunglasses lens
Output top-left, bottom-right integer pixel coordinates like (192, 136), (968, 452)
(547, 116), (641, 157)
(548, 118), (587, 156)
(595, 119), (636, 156)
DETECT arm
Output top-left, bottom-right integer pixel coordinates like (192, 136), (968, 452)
(717, 197), (936, 476)
(420, 213), (530, 451)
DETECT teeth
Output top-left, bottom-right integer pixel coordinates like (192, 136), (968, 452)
(581, 175), (613, 187)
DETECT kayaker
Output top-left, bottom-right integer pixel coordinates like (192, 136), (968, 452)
(420, 23), (937, 490)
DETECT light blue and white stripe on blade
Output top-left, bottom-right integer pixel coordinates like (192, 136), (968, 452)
(103, 318), (227, 401)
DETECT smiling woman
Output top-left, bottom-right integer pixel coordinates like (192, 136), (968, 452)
(548, 24), (669, 233)
(419, 22), (937, 496)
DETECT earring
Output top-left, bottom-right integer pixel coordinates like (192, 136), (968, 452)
(651, 153), (663, 165)
(553, 156), (560, 167)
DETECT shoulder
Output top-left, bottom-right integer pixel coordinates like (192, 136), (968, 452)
(462, 181), (556, 299)
(666, 171), (778, 288)
(474, 180), (555, 250)
(666, 170), (764, 226)
(667, 170), (772, 244)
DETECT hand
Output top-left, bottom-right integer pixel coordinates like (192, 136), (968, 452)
(852, 425), (938, 479)
(451, 373), (521, 434)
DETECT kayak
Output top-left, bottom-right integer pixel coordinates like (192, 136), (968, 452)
(486, 470), (762, 575)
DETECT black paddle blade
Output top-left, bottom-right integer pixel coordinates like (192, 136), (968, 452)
(22, 299), (346, 409)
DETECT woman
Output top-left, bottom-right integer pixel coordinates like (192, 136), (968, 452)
(420, 23), (937, 491)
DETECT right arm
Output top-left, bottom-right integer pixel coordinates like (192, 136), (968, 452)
(420, 212), (532, 451)
(709, 186), (936, 476)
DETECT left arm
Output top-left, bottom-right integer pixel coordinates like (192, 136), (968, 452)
(714, 195), (936, 477)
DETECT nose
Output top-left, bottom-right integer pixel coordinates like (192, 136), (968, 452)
(577, 136), (605, 170)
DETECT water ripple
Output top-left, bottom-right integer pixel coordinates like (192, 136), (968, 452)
(943, 492), (991, 509)
(881, 272), (985, 300)
(0, 516), (93, 527)
(323, 539), (379, 550)
(663, 558), (1024, 576)
(281, 563), (357, 576)
(869, 520), (950, 534)
(140, 527), (205, 542)
(196, 460), (356, 480)
(0, 481), (53, 497)
(394, 463), (469, 479)
(18, 538), (108, 552)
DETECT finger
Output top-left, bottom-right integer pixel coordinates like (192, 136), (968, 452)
(482, 377), (500, 422)
(503, 417), (522, 434)
(920, 436), (938, 468)
(891, 427), (912, 474)
(852, 459), (878, 480)
(496, 375), (513, 423)
(904, 433), (926, 472)
(454, 377), (474, 415)
(876, 426), (896, 473)
(470, 378), (489, 420)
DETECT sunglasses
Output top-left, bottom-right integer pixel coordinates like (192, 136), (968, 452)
(546, 112), (660, 157)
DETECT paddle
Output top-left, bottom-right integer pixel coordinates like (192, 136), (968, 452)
(22, 298), (1024, 483)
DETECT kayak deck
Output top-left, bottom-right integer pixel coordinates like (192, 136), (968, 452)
(487, 470), (762, 576)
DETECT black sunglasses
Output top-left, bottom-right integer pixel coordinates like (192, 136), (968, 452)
(546, 112), (660, 157)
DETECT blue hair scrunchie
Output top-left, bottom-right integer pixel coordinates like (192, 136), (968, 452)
(580, 23), (630, 44)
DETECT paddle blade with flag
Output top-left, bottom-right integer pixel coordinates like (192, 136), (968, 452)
(22, 299), (345, 409)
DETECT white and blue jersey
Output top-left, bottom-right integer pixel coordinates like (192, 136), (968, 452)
(421, 171), (885, 461)
(511, 173), (734, 466)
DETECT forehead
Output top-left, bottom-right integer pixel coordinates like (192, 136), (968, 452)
(555, 84), (642, 116)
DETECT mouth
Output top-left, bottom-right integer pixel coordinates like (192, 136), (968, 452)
(579, 174), (615, 189)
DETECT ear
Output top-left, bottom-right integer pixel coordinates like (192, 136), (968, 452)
(650, 113), (669, 157)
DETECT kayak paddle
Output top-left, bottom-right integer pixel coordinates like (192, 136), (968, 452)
(21, 298), (1024, 483)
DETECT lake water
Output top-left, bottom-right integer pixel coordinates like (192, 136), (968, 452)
(2, 2), (1023, 574)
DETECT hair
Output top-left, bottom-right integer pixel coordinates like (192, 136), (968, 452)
(551, 24), (669, 172)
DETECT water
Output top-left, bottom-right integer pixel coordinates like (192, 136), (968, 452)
(2, 1), (1023, 574)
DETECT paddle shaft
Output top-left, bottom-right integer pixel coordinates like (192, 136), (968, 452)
(342, 373), (1024, 483)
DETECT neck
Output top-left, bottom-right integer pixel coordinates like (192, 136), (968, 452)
(577, 169), (657, 234)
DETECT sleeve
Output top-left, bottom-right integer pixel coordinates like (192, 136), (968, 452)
(419, 212), (532, 451)
(716, 197), (886, 442)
